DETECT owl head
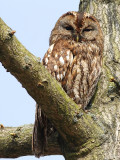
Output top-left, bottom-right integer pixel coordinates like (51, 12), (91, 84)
(49, 11), (103, 50)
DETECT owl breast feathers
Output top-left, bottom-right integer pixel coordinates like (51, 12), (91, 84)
(32, 11), (104, 158)
(42, 11), (104, 109)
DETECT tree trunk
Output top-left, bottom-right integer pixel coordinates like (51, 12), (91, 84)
(72, 0), (120, 160)
(0, 0), (120, 160)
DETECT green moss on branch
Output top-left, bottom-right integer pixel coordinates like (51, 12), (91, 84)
(0, 17), (106, 156)
(0, 124), (61, 158)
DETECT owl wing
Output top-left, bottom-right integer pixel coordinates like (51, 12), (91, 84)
(42, 43), (74, 83)
(32, 104), (47, 157)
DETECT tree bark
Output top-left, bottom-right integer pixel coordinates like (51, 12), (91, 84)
(77, 0), (120, 160)
(0, 0), (120, 159)
(0, 125), (61, 158)
(0, 12), (106, 158)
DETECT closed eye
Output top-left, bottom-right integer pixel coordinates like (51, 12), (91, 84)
(64, 25), (74, 31)
(83, 27), (94, 32)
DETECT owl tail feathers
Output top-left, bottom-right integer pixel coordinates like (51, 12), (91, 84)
(32, 104), (47, 158)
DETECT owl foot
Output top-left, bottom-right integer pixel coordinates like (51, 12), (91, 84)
(0, 124), (4, 129)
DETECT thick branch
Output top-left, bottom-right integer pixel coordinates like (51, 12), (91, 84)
(0, 125), (61, 158)
(0, 0), (120, 159)
(0, 17), (106, 154)
(77, 0), (120, 160)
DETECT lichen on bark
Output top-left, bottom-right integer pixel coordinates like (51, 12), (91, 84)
(0, 0), (120, 159)
(78, 0), (120, 159)
(0, 15), (106, 159)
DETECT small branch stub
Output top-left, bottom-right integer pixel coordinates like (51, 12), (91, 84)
(37, 80), (48, 88)
(0, 124), (4, 129)
(9, 30), (16, 37)
(37, 82), (44, 88)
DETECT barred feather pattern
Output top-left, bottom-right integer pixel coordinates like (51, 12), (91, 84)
(43, 40), (102, 108)
(33, 11), (104, 157)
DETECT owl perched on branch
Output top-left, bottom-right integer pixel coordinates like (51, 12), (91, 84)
(33, 11), (104, 157)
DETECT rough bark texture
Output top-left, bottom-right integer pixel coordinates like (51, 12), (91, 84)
(77, 0), (120, 160)
(0, 0), (120, 159)
(0, 15), (107, 159)
(0, 125), (61, 158)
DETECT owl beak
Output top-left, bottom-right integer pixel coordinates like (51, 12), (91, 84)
(73, 33), (81, 42)
(76, 34), (79, 42)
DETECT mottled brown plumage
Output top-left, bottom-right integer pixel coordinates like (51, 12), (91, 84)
(33, 11), (104, 157)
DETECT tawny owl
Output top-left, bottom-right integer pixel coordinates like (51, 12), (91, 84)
(33, 11), (104, 157)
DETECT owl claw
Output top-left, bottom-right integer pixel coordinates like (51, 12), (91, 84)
(0, 124), (4, 129)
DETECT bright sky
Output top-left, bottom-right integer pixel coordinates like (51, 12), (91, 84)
(0, 0), (80, 159)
